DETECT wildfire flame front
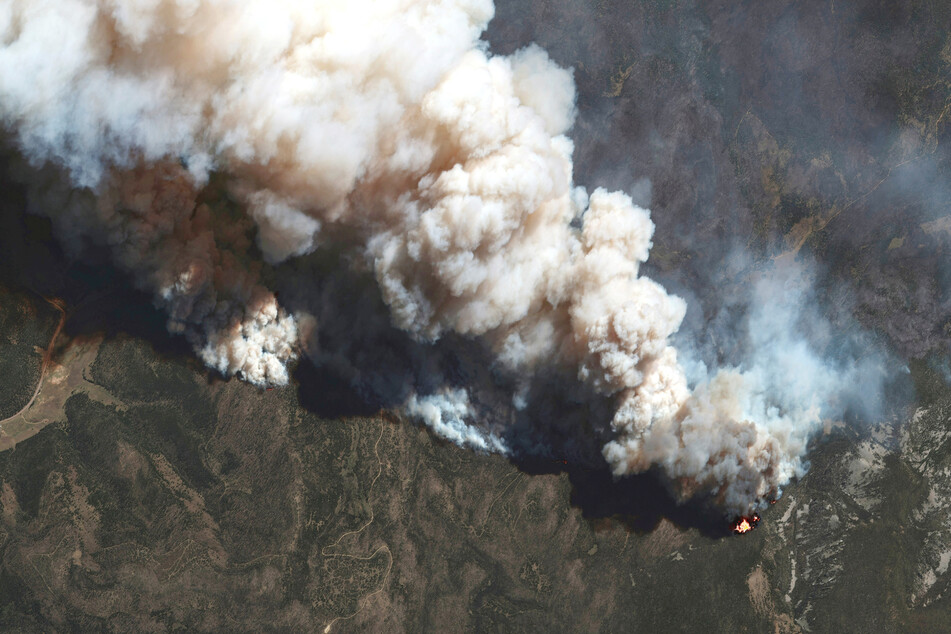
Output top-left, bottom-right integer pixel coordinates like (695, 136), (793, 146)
(731, 514), (761, 535)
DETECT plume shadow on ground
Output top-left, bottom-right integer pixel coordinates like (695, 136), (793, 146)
(283, 314), (736, 539)
(293, 357), (383, 419)
(513, 456), (734, 538)
(0, 154), (753, 542)
(0, 159), (200, 367)
(294, 365), (736, 538)
(269, 249), (732, 536)
(268, 248), (739, 538)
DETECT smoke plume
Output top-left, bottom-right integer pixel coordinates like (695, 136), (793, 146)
(0, 0), (885, 514)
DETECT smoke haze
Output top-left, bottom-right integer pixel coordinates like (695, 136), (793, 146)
(0, 0), (891, 514)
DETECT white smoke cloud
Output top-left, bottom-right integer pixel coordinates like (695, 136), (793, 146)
(406, 388), (508, 453)
(0, 0), (886, 514)
(608, 260), (890, 511)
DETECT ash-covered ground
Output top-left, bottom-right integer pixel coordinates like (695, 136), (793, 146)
(1, 0), (951, 631)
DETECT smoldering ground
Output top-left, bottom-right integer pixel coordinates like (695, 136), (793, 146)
(1, 0), (941, 518)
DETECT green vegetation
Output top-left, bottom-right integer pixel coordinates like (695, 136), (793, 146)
(4, 330), (951, 631)
(4, 0), (951, 630)
(0, 290), (57, 420)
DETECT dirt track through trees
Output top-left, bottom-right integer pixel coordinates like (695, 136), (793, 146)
(0, 296), (65, 427)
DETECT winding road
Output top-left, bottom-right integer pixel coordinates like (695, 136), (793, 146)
(0, 296), (66, 427)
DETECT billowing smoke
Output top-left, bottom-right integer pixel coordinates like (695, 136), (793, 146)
(0, 0), (886, 514)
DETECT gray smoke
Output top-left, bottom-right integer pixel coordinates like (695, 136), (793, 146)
(0, 0), (890, 514)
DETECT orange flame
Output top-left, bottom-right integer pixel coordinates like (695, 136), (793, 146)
(731, 513), (761, 535)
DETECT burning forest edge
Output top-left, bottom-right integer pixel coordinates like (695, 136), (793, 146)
(0, 0), (892, 516)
